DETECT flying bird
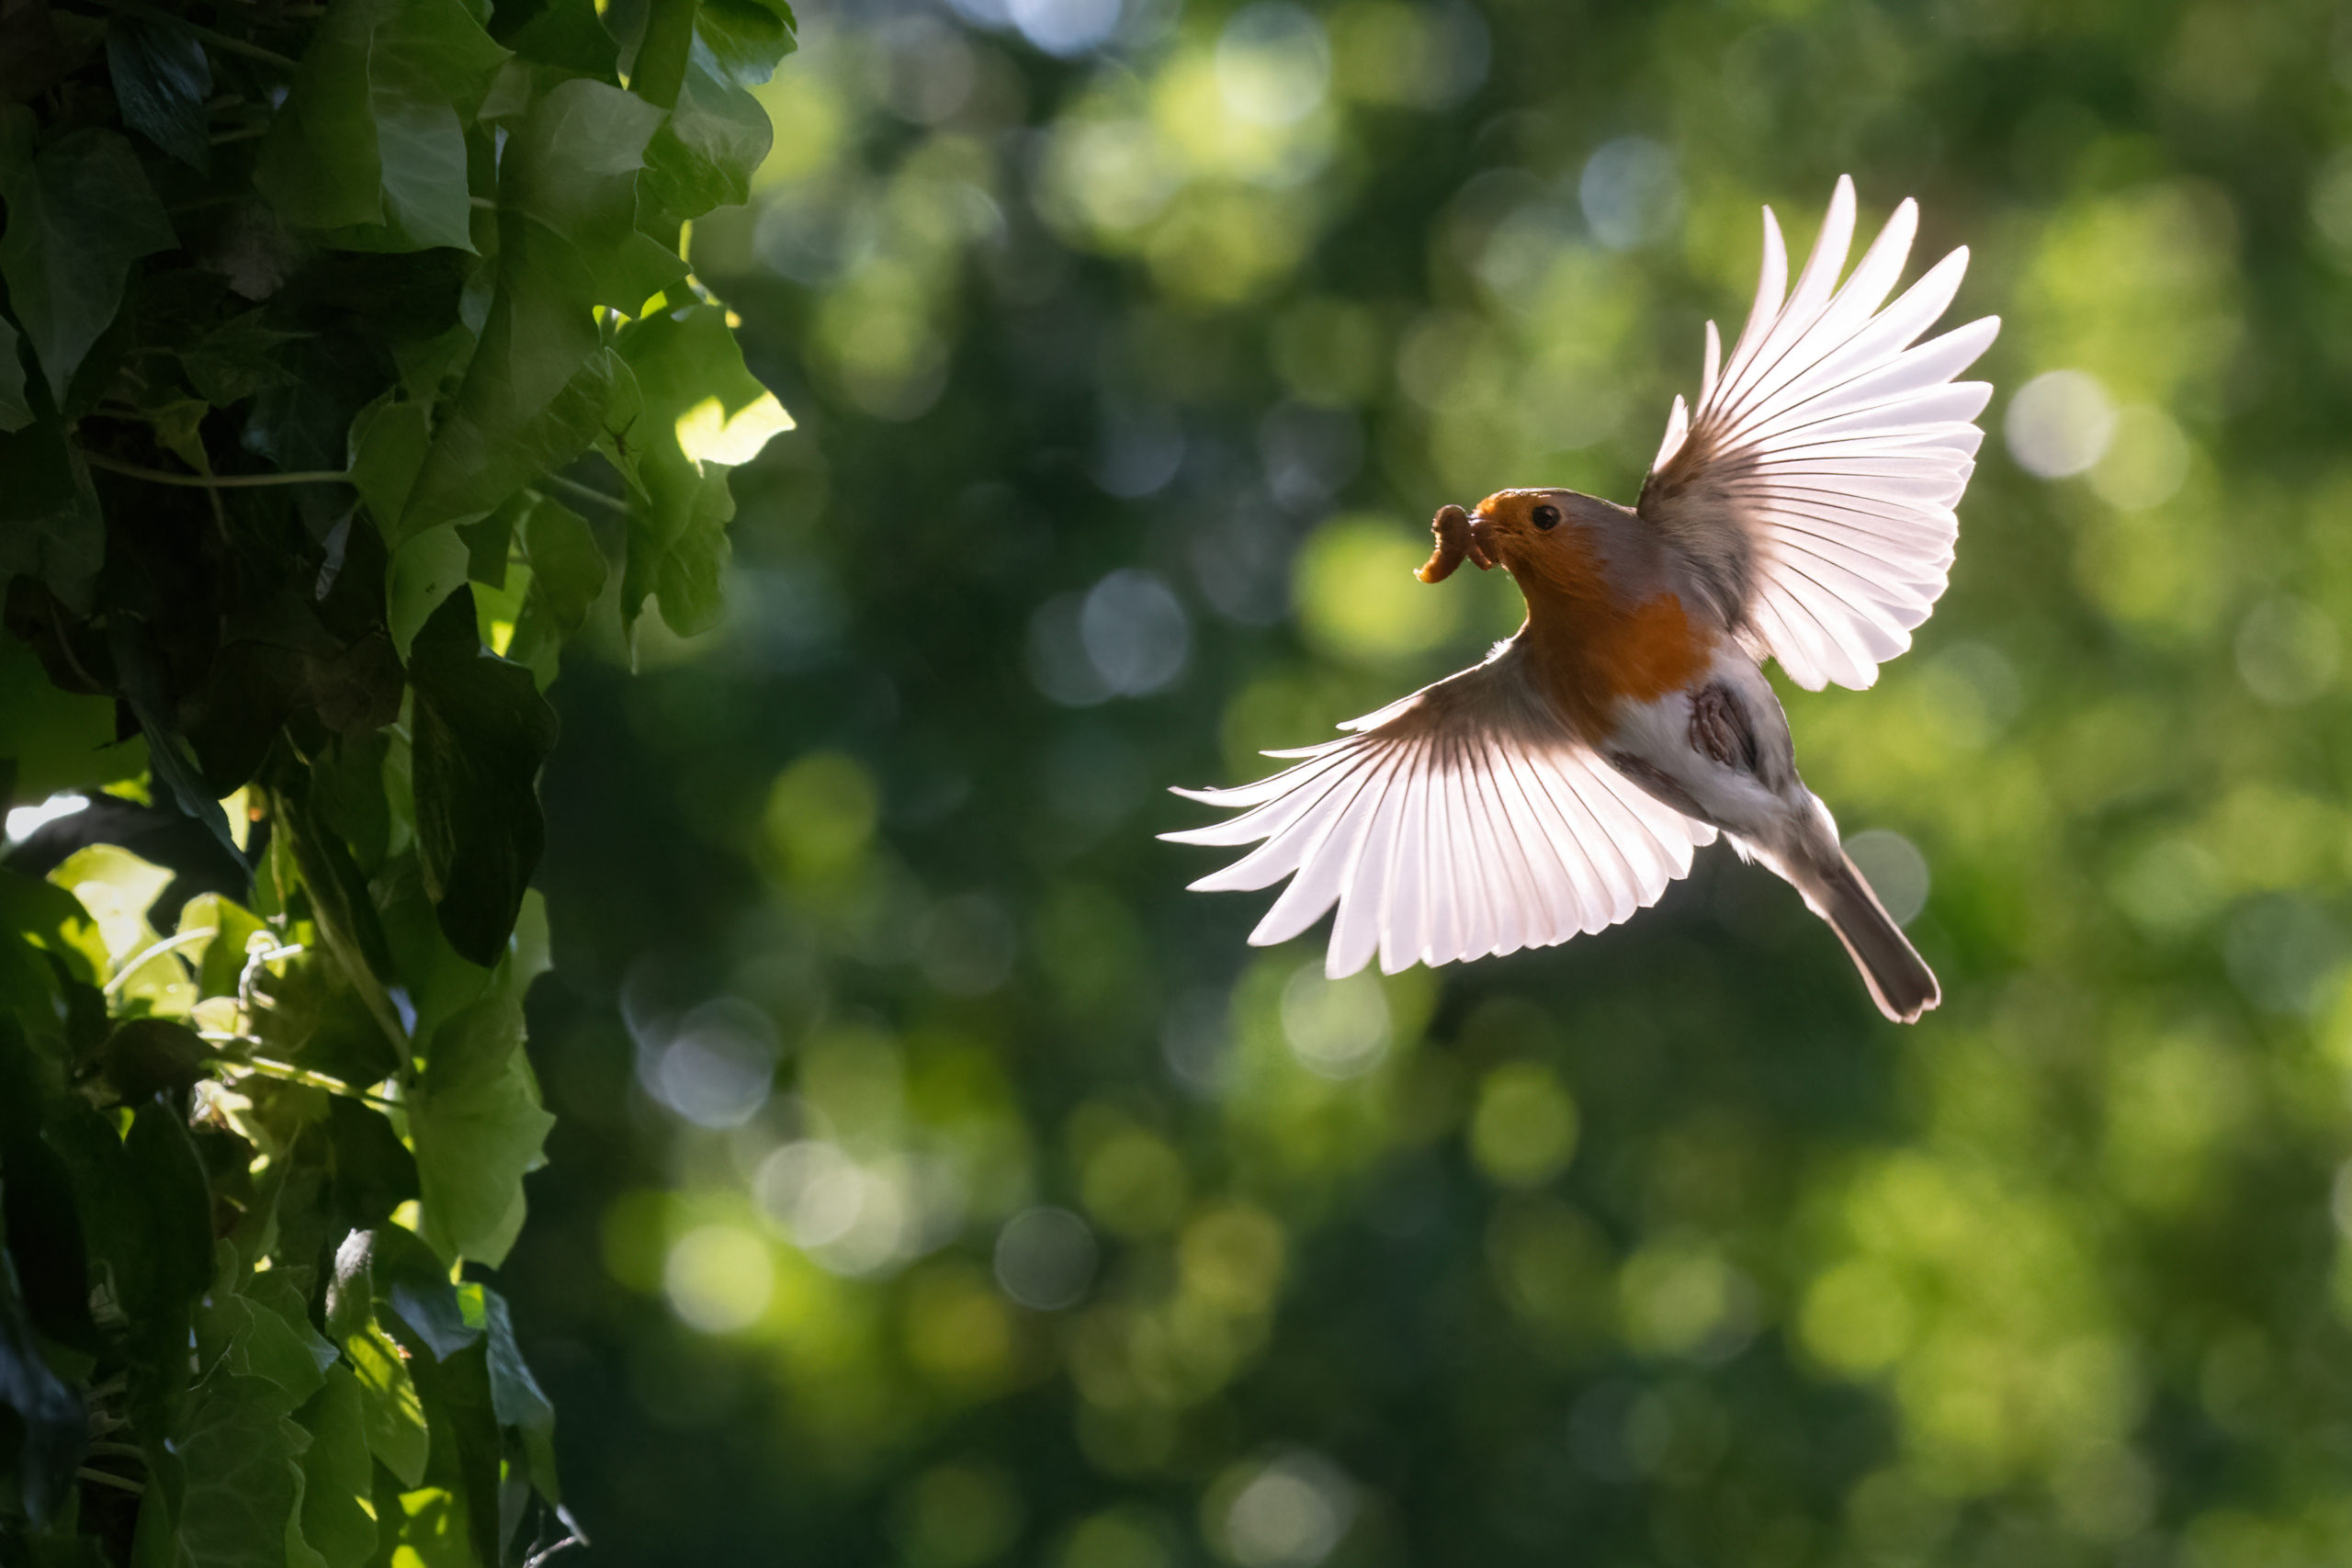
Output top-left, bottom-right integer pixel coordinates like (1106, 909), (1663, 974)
(1165, 176), (1997, 1022)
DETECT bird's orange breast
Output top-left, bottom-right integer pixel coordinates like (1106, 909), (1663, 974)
(1516, 553), (1715, 736)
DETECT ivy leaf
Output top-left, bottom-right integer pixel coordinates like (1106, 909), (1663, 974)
(612, 302), (789, 634)
(107, 14), (212, 172)
(399, 76), (684, 536)
(324, 1232), (431, 1488)
(0, 624), (144, 802)
(490, 0), (620, 80)
(333, 1227), (500, 1562)
(323, 1095), (420, 1235)
(407, 587), (558, 966)
(0, 1017), (102, 1359)
(504, 494), (605, 684)
(177, 891), (266, 1001)
(255, 0), (509, 253)
(0, 415), (106, 611)
(697, 0), (798, 83)
(179, 310), (302, 407)
(0, 1247), (84, 1528)
(478, 1284), (560, 1501)
(174, 1365), (320, 1568)
(296, 1367), (379, 1568)
(361, 1224), (481, 1361)
(404, 1337), (503, 1568)
(638, 51), (773, 235)
(107, 616), (243, 863)
(388, 528), (473, 661)
(96, 1018), (211, 1102)
(197, 1247), (340, 1418)
(634, 0), (797, 237)
(408, 988), (553, 1267)
(0, 114), (177, 400)
(0, 318), (29, 433)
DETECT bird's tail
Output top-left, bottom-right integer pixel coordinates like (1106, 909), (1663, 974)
(1808, 853), (1939, 1024)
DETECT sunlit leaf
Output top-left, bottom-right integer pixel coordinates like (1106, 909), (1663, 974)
(399, 78), (684, 536)
(408, 989), (554, 1267)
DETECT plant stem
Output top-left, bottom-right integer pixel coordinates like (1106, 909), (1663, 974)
(102, 928), (213, 996)
(229, 1055), (401, 1112)
(82, 452), (350, 490)
(539, 474), (629, 515)
(77, 1468), (143, 1496)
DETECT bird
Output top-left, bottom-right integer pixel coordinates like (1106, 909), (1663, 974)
(1163, 176), (1997, 1023)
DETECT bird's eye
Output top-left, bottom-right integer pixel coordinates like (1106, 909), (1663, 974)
(1532, 503), (1562, 530)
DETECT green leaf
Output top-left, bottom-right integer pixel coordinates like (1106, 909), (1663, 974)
(107, 616), (243, 863)
(477, 1285), (559, 1501)
(96, 1018), (211, 1102)
(407, 587), (559, 966)
(388, 527), (474, 662)
(0, 318), (29, 433)
(639, 53), (774, 234)
(490, 0), (620, 80)
(175, 1365), (319, 1568)
(0, 114), (178, 400)
(0, 1247), (84, 1528)
(269, 770), (399, 996)
(179, 310), (302, 407)
(197, 1247), (339, 1419)
(324, 1235), (430, 1489)
(366, 1224), (481, 1361)
(0, 626), (145, 800)
(0, 865), (88, 1037)
(177, 891), (266, 1001)
(410, 1339), (504, 1568)
(0, 1015), (101, 1358)
(323, 1096), (421, 1234)
(49, 841), (172, 986)
(125, 1099), (216, 1320)
(0, 415), (106, 611)
(612, 302), (788, 634)
(107, 14), (212, 171)
(398, 76), (684, 536)
(409, 990), (554, 1267)
(254, 0), (510, 253)
(381, 1487), (472, 1568)
(504, 494), (606, 683)
(296, 1367), (379, 1568)
(697, 0), (798, 85)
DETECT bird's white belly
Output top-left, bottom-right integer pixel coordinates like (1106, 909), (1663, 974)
(1600, 652), (1814, 845)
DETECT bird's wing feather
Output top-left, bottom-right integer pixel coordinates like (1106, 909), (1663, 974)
(1636, 175), (1999, 691)
(1162, 640), (1715, 978)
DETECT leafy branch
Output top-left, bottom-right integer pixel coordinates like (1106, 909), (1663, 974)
(0, 0), (797, 1562)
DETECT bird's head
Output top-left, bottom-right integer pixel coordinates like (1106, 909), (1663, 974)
(1468, 489), (1625, 588)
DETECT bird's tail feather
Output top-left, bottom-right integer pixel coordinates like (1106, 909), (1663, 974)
(1812, 853), (1939, 1023)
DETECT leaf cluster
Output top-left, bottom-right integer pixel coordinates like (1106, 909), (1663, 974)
(0, 0), (795, 1562)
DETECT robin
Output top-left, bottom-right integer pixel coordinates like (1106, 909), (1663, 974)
(1166, 177), (1997, 1022)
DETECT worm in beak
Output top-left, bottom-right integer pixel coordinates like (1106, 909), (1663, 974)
(1416, 503), (1498, 583)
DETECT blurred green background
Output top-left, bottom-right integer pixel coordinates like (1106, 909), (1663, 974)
(492, 0), (2352, 1562)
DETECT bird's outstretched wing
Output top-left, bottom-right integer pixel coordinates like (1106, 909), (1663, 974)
(1162, 642), (1715, 978)
(1638, 175), (1999, 691)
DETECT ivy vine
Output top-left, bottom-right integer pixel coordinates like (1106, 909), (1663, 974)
(0, 0), (795, 1562)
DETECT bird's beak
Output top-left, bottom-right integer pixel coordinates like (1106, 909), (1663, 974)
(1465, 505), (1499, 571)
